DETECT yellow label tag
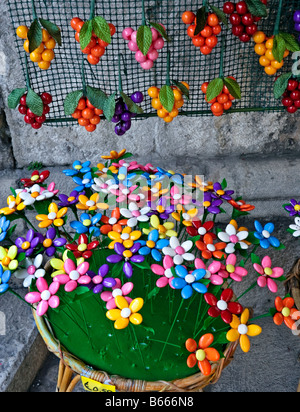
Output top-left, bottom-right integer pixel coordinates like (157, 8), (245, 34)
(81, 376), (116, 393)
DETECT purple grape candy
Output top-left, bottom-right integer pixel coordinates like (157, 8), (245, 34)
(295, 22), (300, 32)
(294, 10), (300, 23)
(121, 120), (131, 132)
(131, 91), (144, 104)
(115, 124), (126, 136)
(111, 114), (121, 123)
(115, 101), (125, 115)
(121, 111), (131, 122)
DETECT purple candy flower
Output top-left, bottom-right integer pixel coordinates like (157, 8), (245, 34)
(106, 242), (145, 278)
(212, 182), (234, 201)
(15, 229), (43, 257)
(147, 197), (175, 220)
(43, 227), (67, 257)
(204, 192), (223, 215)
(58, 190), (82, 208)
(284, 199), (300, 217)
(89, 264), (117, 294)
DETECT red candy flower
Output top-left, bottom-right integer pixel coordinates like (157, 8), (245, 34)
(204, 288), (243, 324)
(186, 220), (215, 238)
(21, 170), (50, 188)
(65, 234), (99, 259)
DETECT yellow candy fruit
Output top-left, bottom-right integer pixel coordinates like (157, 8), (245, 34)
(30, 51), (42, 63)
(38, 61), (51, 70)
(42, 49), (55, 62)
(44, 38), (56, 50)
(264, 65), (277, 75)
(252, 31), (266, 44)
(16, 25), (29, 39)
(42, 29), (51, 43)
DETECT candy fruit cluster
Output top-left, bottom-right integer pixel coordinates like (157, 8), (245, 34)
(72, 97), (103, 132)
(18, 92), (52, 129)
(182, 11), (221, 55)
(112, 92), (144, 136)
(122, 27), (165, 70)
(281, 78), (300, 114)
(201, 80), (235, 116)
(293, 10), (300, 43)
(253, 31), (289, 75)
(71, 18), (116, 65)
(16, 25), (56, 70)
(223, 0), (267, 43)
(148, 84), (188, 122)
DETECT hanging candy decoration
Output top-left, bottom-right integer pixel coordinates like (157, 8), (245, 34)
(16, 0), (61, 70)
(273, 73), (300, 114)
(294, 10), (300, 43)
(182, 1), (228, 55)
(122, 0), (170, 70)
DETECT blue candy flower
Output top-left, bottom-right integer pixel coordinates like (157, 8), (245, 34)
(63, 160), (91, 177)
(72, 171), (94, 192)
(254, 221), (280, 249)
(171, 265), (207, 299)
(0, 216), (10, 242)
(70, 213), (102, 237)
(138, 229), (169, 262)
(0, 265), (11, 294)
(153, 167), (184, 185)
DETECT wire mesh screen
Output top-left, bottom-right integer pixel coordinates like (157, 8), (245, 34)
(7, 0), (300, 126)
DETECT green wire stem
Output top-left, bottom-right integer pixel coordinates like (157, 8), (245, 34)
(273, 0), (283, 35)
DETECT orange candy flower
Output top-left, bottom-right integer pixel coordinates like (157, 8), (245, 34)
(100, 207), (128, 235)
(196, 233), (227, 260)
(273, 296), (300, 330)
(185, 333), (220, 376)
(101, 149), (126, 160)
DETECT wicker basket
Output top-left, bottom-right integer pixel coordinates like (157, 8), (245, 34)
(285, 258), (300, 311)
(32, 308), (238, 393)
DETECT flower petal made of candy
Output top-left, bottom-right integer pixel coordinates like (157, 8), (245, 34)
(218, 231), (230, 243)
(240, 334), (251, 353)
(241, 308), (250, 325)
(162, 246), (176, 257)
(107, 309), (121, 321)
(254, 220), (263, 233)
(25, 291), (41, 304)
(253, 263), (264, 275)
(226, 328), (240, 342)
(199, 333), (214, 349)
(221, 310), (233, 324)
(261, 256), (272, 269)
(49, 295), (60, 309)
(204, 293), (218, 306)
(230, 314), (240, 329)
(208, 306), (221, 318)
(269, 236), (280, 248)
(170, 236), (180, 249)
(198, 358), (211, 376)
(156, 277), (170, 288)
(228, 301), (243, 315)
(273, 312), (283, 325)
(171, 277), (187, 290)
(65, 280), (78, 292)
(204, 347), (220, 362)
(130, 312), (143, 325)
(130, 297), (144, 313)
(267, 278), (278, 293)
(187, 353), (197, 368)
(185, 338), (198, 353)
(283, 297), (295, 309)
(151, 248), (162, 262)
(247, 324), (262, 337)
(151, 264), (164, 276)
(37, 301), (49, 316)
(36, 277), (48, 293)
(192, 282), (207, 294)
(115, 317), (129, 330)
(107, 254), (123, 264)
(181, 284), (193, 299)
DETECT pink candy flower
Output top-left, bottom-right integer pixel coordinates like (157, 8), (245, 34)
(151, 255), (175, 288)
(53, 259), (91, 292)
(219, 254), (248, 282)
(101, 278), (134, 310)
(194, 258), (228, 286)
(253, 256), (284, 293)
(25, 277), (60, 316)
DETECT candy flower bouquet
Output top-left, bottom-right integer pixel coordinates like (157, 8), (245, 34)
(0, 150), (299, 392)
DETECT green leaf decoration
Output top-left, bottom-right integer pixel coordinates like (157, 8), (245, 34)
(79, 20), (93, 51)
(39, 18), (62, 46)
(149, 21), (171, 42)
(171, 80), (190, 99)
(159, 85), (175, 113)
(223, 77), (241, 99)
(279, 32), (300, 53)
(245, 0), (267, 17)
(194, 6), (207, 37)
(208, 4), (229, 27)
(86, 86), (107, 110)
(64, 90), (84, 116)
(251, 253), (261, 265)
(103, 92), (116, 122)
(28, 19), (43, 53)
(120, 92), (144, 114)
(26, 88), (44, 116)
(136, 25), (153, 56)
(273, 72), (292, 99)
(272, 34), (287, 62)
(7, 87), (27, 110)
(92, 16), (111, 44)
(206, 77), (224, 102)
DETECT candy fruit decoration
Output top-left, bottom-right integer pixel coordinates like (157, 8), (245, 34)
(201, 76), (241, 116)
(16, 24), (60, 70)
(8, 86), (52, 129)
(71, 16), (115, 65)
(273, 73), (300, 114)
(223, 0), (267, 43)
(294, 10), (300, 42)
(111, 92), (144, 136)
(122, 23), (169, 70)
(148, 82), (189, 123)
(182, 6), (224, 55)
(72, 97), (103, 133)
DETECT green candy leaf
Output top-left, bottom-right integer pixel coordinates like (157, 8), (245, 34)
(272, 34), (286, 63)
(208, 4), (229, 28)
(279, 32), (300, 53)
(39, 18), (62, 46)
(251, 253), (261, 265)
(223, 77), (241, 99)
(273, 72), (292, 99)
(7, 87), (27, 110)
(136, 25), (153, 56)
(149, 21), (171, 42)
(64, 90), (83, 116)
(171, 80), (190, 99)
(206, 77), (224, 102)
(86, 86), (107, 110)
(245, 0), (267, 17)
(28, 19), (43, 53)
(194, 6), (207, 37)
(79, 20), (93, 51)
(159, 85), (175, 113)
(103, 92), (116, 122)
(26, 88), (44, 116)
(92, 16), (111, 44)
(120, 92), (144, 114)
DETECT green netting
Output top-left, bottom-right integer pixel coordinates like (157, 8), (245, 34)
(7, 0), (300, 126)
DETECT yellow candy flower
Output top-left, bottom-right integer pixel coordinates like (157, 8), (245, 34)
(36, 202), (68, 228)
(226, 308), (262, 353)
(171, 205), (199, 227)
(143, 215), (177, 239)
(106, 295), (144, 330)
(101, 149), (127, 160)
(108, 226), (142, 250)
(0, 194), (24, 215)
(76, 193), (99, 211)
(0, 246), (18, 271)
(188, 176), (214, 192)
(96, 163), (118, 176)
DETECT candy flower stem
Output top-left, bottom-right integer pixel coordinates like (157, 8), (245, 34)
(273, 0), (283, 35)
(81, 56), (87, 97)
(235, 280), (257, 302)
(159, 299), (184, 361)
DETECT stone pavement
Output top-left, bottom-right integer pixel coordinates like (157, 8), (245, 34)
(0, 161), (299, 393)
